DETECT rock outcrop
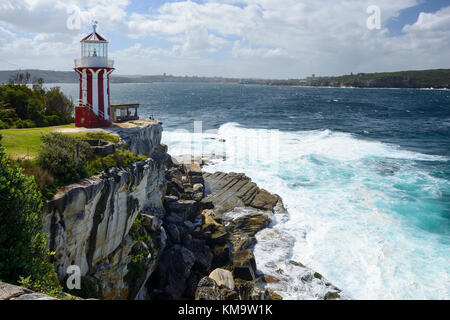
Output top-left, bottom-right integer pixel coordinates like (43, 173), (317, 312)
(138, 154), (286, 300)
(108, 120), (164, 157)
(42, 121), (167, 300)
(0, 282), (57, 300)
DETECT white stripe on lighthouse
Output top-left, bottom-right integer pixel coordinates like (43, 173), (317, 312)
(103, 71), (109, 120)
(90, 69), (101, 115)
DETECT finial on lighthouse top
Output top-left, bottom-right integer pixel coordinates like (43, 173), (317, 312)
(81, 21), (107, 43)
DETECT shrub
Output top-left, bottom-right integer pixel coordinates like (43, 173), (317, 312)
(37, 133), (93, 184)
(16, 159), (56, 199)
(124, 214), (150, 288)
(87, 149), (147, 176)
(0, 134), (61, 296)
(71, 131), (120, 144)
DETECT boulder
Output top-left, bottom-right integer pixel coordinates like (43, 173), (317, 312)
(141, 213), (161, 232)
(236, 278), (270, 300)
(209, 268), (235, 291)
(232, 213), (271, 237)
(0, 282), (57, 300)
(212, 243), (232, 268)
(157, 245), (196, 299)
(232, 249), (257, 281)
(188, 239), (213, 272)
(250, 189), (280, 211)
(193, 183), (204, 193)
(193, 192), (203, 202)
(166, 224), (180, 244)
(221, 288), (240, 300)
(199, 198), (214, 211)
(267, 289), (283, 300)
(165, 212), (186, 225)
(324, 291), (341, 300)
(195, 277), (224, 300)
(165, 200), (198, 221)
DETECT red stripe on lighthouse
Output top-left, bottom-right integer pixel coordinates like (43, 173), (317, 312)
(107, 69), (113, 122)
(87, 69), (93, 109)
(98, 69), (105, 119)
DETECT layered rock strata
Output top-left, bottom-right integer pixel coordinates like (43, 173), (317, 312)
(42, 121), (167, 300)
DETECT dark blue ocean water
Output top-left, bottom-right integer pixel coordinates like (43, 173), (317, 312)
(52, 83), (449, 299)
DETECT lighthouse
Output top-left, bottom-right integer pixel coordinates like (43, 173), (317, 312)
(74, 23), (114, 127)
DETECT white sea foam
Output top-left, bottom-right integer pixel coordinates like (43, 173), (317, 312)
(163, 123), (450, 300)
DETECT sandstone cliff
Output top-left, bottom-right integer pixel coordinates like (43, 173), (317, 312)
(42, 121), (167, 300)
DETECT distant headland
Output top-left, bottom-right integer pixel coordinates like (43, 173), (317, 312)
(0, 68), (448, 89)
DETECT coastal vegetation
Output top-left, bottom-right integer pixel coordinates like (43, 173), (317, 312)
(0, 134), (62, 297)
(10, 132), (146, 199)
(0, 73), (74, 129)
(299, 69), (450, 89)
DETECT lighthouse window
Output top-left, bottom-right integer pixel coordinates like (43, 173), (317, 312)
(81, 42), (108, 58)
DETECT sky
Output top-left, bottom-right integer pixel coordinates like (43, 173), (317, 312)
(0, 0), (449, 78)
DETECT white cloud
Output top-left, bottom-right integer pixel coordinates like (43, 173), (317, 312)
(232, 40), (283, 58)
(403, 6), (450, 34)
(0, 0), (128, 34)
(0, 0), (449, 77)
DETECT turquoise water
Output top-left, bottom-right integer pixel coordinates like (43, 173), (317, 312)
(52, 83), (449, 299)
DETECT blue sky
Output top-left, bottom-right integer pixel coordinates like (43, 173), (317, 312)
(386, 0), (450, 35)
(0, 0), (449, 78)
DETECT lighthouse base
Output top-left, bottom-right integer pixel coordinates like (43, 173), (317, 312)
(75, 106), (112, 128)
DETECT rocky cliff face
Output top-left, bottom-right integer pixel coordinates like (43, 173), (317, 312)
(109, 120), (164, 157)
(42, 121), (167, 300)
(40, 120), (344, 301)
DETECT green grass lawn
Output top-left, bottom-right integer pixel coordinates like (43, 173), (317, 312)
(0, 124), (75, 158)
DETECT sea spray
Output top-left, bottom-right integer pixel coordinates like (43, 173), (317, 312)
(163, 123), (450, 300)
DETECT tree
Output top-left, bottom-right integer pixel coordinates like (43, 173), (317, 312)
(44, 87), (74, 124)
(0, 134), (60, 294)
(8, 72), (31, 85)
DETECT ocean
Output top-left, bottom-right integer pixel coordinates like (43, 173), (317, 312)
(51, 82), (450, 300)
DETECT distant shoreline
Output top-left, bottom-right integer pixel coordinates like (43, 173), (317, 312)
(1, 68), (449, 89)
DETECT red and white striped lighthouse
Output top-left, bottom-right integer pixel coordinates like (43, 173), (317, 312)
(74, 23), (114, 128)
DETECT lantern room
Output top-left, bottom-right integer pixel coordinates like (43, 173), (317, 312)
(75, 23), (114, 69)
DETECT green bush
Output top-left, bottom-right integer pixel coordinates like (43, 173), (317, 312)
(87, 149), (147, 176)
(124, 213), (157, 289)
(37, 133), (93, 184)
(16, 159), (56, 200)
(0, 134), (61, 296)
(72, 131), (120, 144)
